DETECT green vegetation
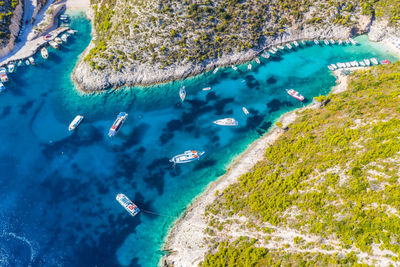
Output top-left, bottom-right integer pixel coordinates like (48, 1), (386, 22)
(203, 237), (362, 266)
(202, 63), (400, 265)
(86, 0), (400, 72)
(0, 0), (19, 46)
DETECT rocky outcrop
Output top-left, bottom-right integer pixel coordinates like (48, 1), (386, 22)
(73, 21), (364, 92)
(0, 0), (23, 58)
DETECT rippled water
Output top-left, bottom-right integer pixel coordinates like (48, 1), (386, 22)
(0, 12), (397, 267)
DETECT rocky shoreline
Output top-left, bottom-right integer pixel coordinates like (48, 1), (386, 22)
(73, 14), (374, 92)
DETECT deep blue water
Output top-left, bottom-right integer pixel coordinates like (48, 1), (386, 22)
(0, 12), (398, 267)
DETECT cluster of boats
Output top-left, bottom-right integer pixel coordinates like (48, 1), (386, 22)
(68, 112), (128, 138)
(227, 38), (360, 72)
(327, 57), (386, 70)
(0, 28), (77, 91)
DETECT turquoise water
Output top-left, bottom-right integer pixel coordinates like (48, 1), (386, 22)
(0, 13), (398, 266)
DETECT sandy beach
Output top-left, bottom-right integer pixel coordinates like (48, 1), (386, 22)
(65, 0), (90, 10)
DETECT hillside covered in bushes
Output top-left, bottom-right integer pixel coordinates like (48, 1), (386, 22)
(201, 62), (400, 266)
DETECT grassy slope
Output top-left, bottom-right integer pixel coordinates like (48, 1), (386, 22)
(202, 62), (400, 265)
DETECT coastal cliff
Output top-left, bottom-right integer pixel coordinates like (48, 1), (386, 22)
(0, 0), (23, 58)
(72, 0), (382, 92)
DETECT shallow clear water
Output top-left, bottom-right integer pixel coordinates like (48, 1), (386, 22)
(0, 13), (398, 267)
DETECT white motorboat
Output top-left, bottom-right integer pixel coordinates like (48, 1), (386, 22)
(41, 47), (48, 59)
(212, 67), (219, 74)
(49, 40), (59, 49)
(286, 89), (304, 101)
(202, 87), (211, 91)
(255, 58), (260, 64)
(371, 58), (379, 65)
(68, 115), (84, 131)
(247, 64), (252, 70)
(364, 59), (371, 66)
(7, 63), (15, 73)
(213, 118), (238, 126)
(286, 43), (293, 49)
(313, 40), (319, 45)
(293, 41), (299, 47)
(170, 150), (205, 164)
(242, 107), (249, 115)
(231, 65), (238, 70)
(29, 57), (35, 65)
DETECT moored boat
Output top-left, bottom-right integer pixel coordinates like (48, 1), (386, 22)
(54, 37), (63, 44)
(293, 41), (299, 47)
(67, 29), (77, 35)
(108, 112), (128, 137)
(202, 87), (211, 91)
(49, 40), (59, 49)
(231, 65), (238, 70)
(29, 57), (35, 65)
(213, 118), (238, 126)
(17, 60), (23, 66)
(7, 63), (15, 73)
(242, 107), (249, 115)
(345, 62), (351, 68)
(359, 61), (365, 67)
(329, 39), (335, 44)
(349, 38), (358, 45)
(255, 58), (260, 64)
(68, 115), (84, 131)
(116, 194), (140, 217)
(364, 59), (371, 66)
(345, 39), (350, 45)
(338, 40), (343, 45)
(212, 67), (219, 74)
(179, 86), (186, 101)
(61, 33), (68, 42)
(0, 68), (8, 82)
(324, 40), (329, 45)
(25, 60), (30, 66)
(286, 89), (304, 101)
(269, 49), (276, 55)
(277, 45), (284, 50)
(371, 58), (379, 65)
(247, 64), (252, 70)
(313, 39), (319, 45)
(327, 65), (334, 71)
(261, 52), (270, 59)
(286, 43), (293, 49)
(0, 82), (6, 92)
(380, 59), (391, 65)
(170, 150), (205, 164)
(301, 40), (306, 46)
(41, 47), (48, 59)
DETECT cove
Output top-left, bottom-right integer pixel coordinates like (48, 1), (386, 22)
(0, 13), (397, 267)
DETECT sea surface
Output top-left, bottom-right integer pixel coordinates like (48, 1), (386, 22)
(0, 13), (398, 267)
